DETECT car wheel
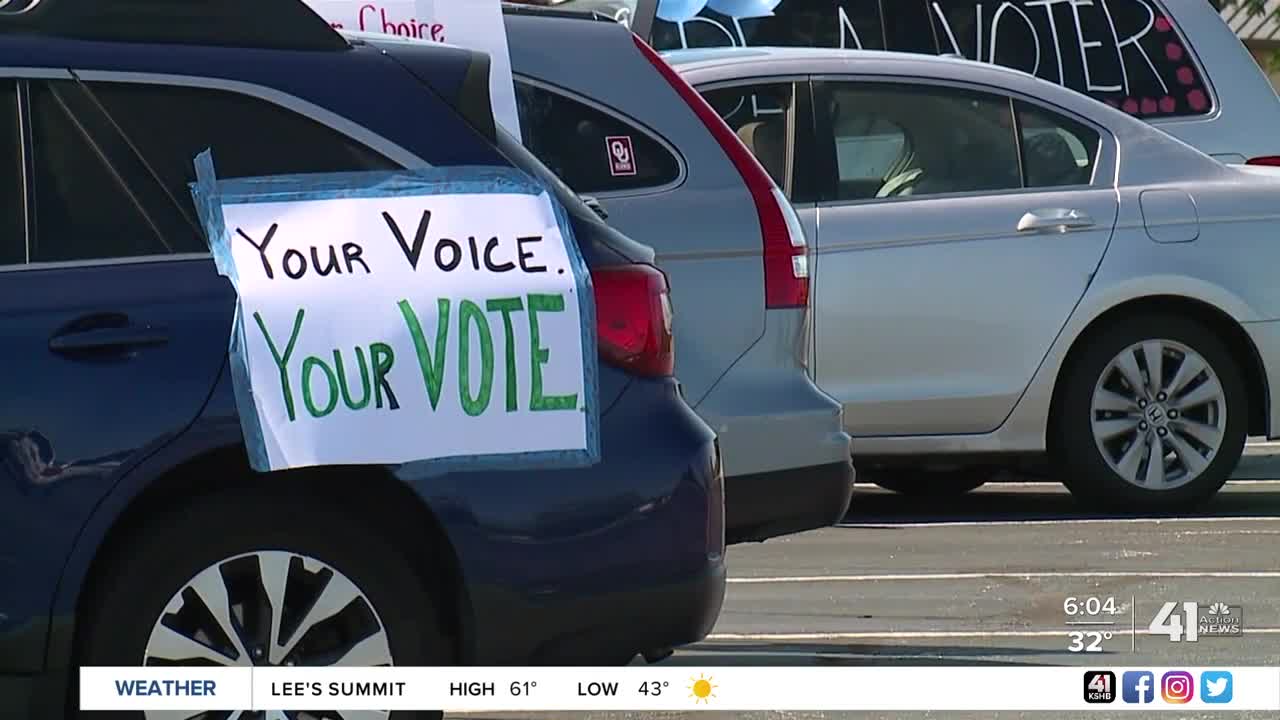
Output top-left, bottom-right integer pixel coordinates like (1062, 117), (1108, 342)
(869, 469), (988, 496)
(78, 485), (449, 720)
(1055, 314), (1247, 511)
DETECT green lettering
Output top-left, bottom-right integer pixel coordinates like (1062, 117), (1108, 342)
(334, 347), (371, 411)
(370, 342), (400, 410)
(458, 300), (495, 416)
(253, 309), (305, 422)
(527, 293), (578, 412)
(486, 297), (525, 412)
(398, 298), (450, 410)
(302, 356), (339, 418)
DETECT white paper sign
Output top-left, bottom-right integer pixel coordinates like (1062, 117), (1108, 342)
(194, 160), (597, 472)
(305, 0), (522, 138)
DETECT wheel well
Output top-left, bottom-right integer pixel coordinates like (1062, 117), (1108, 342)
(73, 446), (471, 664)
(1049, 295), (1270, 444)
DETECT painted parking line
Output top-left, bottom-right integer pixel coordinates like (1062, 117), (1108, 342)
(729, 571), (1280, 584)
(926, 480), (1280, 487)
(704, 628), (1280, 642)
(839, 515), (1280, 529)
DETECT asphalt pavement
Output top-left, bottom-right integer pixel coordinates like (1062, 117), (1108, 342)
(451, 443), (1280, 720)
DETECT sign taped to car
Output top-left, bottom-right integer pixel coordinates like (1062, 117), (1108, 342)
(190, 151), (599, 473)
(303, 0), (522, 138)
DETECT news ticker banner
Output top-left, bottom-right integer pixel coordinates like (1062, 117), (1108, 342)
(82, 666), (1280, 711)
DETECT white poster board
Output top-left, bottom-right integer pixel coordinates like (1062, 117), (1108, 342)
(305, 0), (522, 138)
(192, 153), (599, 472)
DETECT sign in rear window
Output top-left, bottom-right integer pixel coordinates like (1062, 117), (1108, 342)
(649, 0), (1212, 118)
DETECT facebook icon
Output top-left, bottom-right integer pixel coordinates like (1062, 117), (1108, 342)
(1123, 671), (1155, 704)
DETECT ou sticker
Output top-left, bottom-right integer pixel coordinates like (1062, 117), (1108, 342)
(606, 136), (637, 177)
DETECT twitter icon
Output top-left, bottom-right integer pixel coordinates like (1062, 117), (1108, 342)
(1201, 671), (1233, 703)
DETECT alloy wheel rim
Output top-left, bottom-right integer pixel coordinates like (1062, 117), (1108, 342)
(142, 550), (393, 720)
(1091, 339), (1226, 491)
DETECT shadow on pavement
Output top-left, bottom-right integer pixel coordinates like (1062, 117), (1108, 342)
(666, 642), (1059, 666)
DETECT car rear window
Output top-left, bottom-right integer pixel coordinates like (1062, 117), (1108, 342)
(647, 0), (1212, 118)
(514, 79), (681, 194)
(927, 0), (1212, 117)
(650, 0), (885, 51)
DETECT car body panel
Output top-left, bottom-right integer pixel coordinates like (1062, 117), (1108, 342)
(0, 25), (726, 691)
(673, 47), (1280, 455)
(505, 12), (768, 408)
(505, 12), (852, 539)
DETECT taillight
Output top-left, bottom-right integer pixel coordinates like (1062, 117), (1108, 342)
(1247, 156), (1280, 166)
(592, 264), (675, 377)
(631, 34), (809, 309)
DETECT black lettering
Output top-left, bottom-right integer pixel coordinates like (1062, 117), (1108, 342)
(311, 245), (342, 276)
(517, 235), (547, 273)
(435, 238), (462, 271)
(383, 210), (431, 269)
(343, 242), (370, 274)
(483, 237), (516, 272)
(371, 342), (400, 411)
(236, 224), (277, 279)
(468, 236), (481, 270)
(282, 249), (307, 279)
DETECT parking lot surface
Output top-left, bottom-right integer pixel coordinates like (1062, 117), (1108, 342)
(453, 446), (1280, 720)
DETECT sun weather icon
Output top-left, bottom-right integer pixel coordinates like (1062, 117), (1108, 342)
(1207, 602), (1231, 615)
(688, 673), (717, 703)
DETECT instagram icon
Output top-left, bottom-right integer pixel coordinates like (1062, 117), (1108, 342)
(1162, 671), (1195, 703)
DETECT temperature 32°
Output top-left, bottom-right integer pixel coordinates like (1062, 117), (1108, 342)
(1068, 630), (1114, 652)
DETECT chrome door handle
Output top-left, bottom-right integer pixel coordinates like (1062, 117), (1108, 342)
(1017, 208), (1095, 232)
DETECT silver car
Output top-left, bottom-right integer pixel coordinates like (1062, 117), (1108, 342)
(672, 46), (1280, 510)
(503, 7), (855, 542)
(634, 0), (1280, 165)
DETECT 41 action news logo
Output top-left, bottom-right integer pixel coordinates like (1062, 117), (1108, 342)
(1149, 601), (1243, 641)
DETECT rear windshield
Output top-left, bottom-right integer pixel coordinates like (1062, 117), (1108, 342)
(645, 0), (1213, 119)
(507, 0), (640, 26)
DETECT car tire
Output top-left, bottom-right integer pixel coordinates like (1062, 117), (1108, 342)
(77, 484), (450, 720)
(869, 469), (988, 496)
(1054, 314), (1247, 511)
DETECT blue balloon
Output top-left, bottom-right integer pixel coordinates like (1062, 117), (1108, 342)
(705, 0), (783, 17)
(655, 0), (709, 22)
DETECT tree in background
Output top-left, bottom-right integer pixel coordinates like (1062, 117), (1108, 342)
(1216, 0), (1280, 74)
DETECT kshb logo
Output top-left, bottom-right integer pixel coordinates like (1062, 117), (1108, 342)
(1149, 601), (1244, 641)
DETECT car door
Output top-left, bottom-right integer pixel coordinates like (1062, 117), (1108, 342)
(808, 77), (1119, 436)
(0, 76), (235, 662)
(0, 74), (403, 671)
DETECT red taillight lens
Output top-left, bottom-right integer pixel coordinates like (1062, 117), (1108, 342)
(1247, 156), (1280, 166)
(592, 264), (675, 377)
(631, 33), (809, 309)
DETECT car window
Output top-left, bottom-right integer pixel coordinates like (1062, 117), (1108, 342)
(650, 0), (885, 51)
(1016, 101), (1101, 188)
(821, 83), (1021, 201)
(27, 82), (179, 263)
(0, 82), (23, 266)
(84, 81), (399, 230)
(513, 80), (680, 194)
(701, 82), (794, 190)
(924, 0), (1212, 117)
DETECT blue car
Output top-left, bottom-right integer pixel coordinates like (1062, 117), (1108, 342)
(0, 1), (725, 717)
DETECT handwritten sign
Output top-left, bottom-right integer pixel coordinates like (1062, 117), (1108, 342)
(303, 0), (522, 137)
(650, 0), (1209, 117)
(191, 152), (599, 473)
